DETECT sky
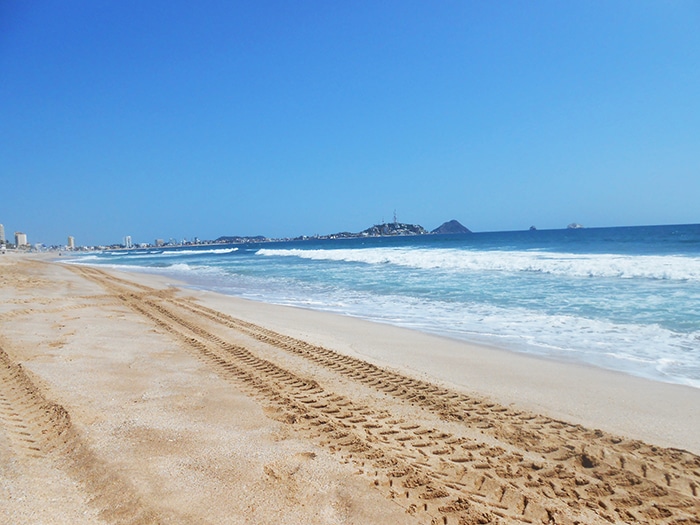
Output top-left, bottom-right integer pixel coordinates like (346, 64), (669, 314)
(1, 1), (699, 247)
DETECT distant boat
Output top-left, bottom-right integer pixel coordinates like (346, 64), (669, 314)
(567, 223), (584, 229)
(529, 226), (537, 231)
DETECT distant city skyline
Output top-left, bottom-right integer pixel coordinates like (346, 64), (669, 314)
(2, 2), (699, 247)
(3, 213), (700, 251)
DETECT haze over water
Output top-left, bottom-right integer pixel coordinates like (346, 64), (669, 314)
(72, 223), (700, 388)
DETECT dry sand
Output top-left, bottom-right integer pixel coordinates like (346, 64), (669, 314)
(1, 254), (699, 524)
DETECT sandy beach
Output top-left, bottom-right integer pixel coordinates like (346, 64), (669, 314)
(1, 254), (699, 524)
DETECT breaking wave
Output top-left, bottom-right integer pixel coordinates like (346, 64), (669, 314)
(257, 247), (700, 282)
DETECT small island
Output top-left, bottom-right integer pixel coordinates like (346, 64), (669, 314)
(432, 219), (472, 234)
(215, 218), (472, 244)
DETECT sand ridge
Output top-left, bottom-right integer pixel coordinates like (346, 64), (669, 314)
(1, 257), (699, 524)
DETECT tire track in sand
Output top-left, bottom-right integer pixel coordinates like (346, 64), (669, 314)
(0, 343), (202, 525)
(176, 296), (700, 497)
(71, 265), (700, 525)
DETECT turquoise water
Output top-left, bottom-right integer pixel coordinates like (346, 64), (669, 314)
(70, 224), (700, 388)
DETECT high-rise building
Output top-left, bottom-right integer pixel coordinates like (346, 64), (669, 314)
(0, 223), (5, 243)
(15, 232), (27, 246)
(67, 236), (75, 250)
(124, 235), (132, 249)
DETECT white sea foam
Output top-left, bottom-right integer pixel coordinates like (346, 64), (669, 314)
(257, 247), (700, 281)
(65, 255), (101, 262)
(68, 261), (227, 279)
(100, 247), (237, 258)
(73, 236), (700, 388)
(104, 251), (163, 259)
(159, 248), (238, 256)
(246, 283), (700, 387)
(168, 263), (197, 272)
(156, 262), (230, 277)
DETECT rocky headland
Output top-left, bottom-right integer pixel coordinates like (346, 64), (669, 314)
(215, 219), (472, 244)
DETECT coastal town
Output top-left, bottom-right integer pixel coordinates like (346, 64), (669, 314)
(0, 219), (473, 253)
(0, 217), (583, 253)
(1, 219), (591, 253)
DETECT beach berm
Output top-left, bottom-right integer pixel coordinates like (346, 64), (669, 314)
(1, 255), (699, 524)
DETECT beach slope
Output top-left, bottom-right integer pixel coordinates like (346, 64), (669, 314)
(1, 256), (698, 524)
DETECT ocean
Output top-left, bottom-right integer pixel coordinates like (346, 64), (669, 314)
(69, 224), (700, 389)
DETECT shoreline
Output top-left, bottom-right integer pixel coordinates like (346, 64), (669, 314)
(78, 260), (700, 454)
(206, 293), (700, 391)
(60, 244), (700, 393)
(184, 278), (700, 454)
(2, 255), (699, 524)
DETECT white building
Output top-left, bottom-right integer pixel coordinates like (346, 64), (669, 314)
(0, 223), (5, 243)
(124, 235), (133, 249)
(67, 236), (75, 250)
(15, 232), (27, 246)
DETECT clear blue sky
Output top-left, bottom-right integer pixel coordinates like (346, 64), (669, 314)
(2, 1), (699, 246)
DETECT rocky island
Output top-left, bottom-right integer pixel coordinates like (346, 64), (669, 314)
(215, 219), (472, 244)
(431, 219), (472, 234)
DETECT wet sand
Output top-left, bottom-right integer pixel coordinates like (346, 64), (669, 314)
(1, 255), (699, 524)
